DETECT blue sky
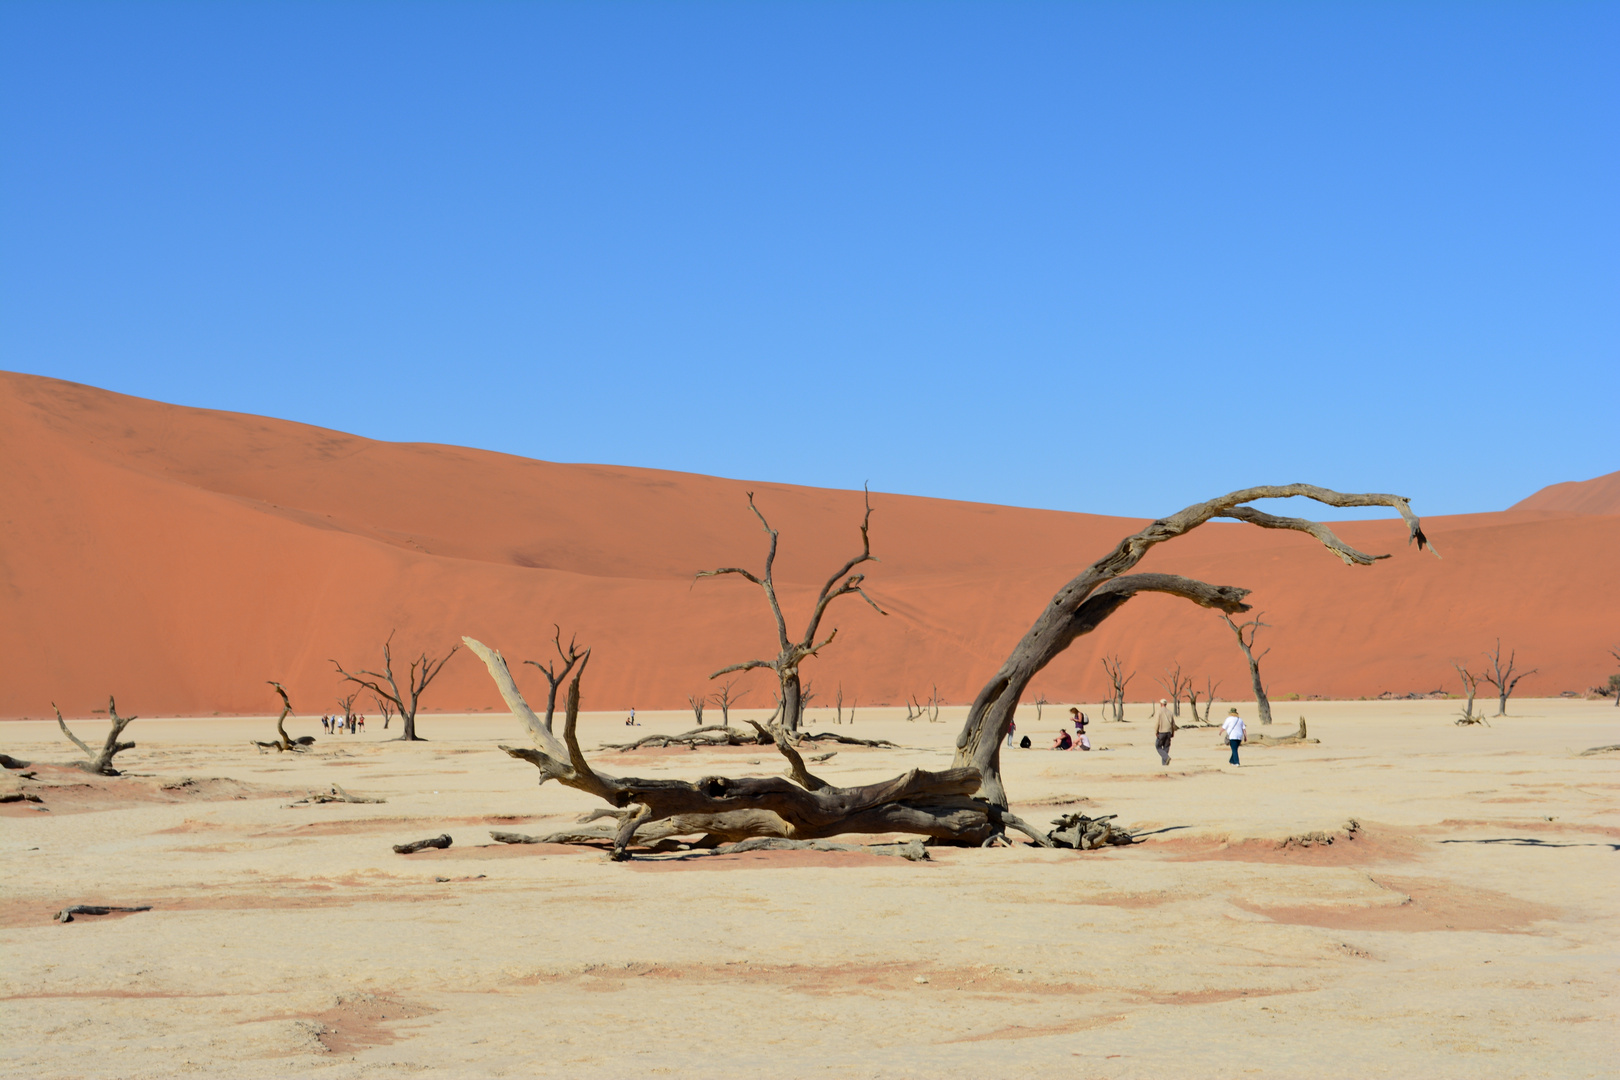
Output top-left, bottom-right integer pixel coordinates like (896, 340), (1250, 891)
(2, 1), (1614, 517)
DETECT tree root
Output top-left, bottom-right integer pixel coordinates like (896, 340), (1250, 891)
(1047, 812), (1135, 850)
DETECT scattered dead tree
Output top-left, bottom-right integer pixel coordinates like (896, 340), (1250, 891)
(711, 679), (748, 726)
(523, 627), (585, 733)
(905, 686), (943, 723)
(686, 693), (707, 725)
(53, 697), (138, 775)
(1185, 676), (1222, 726)
(1452, 663), (1488, 725)
(1156, 662), (1193, 717)
(252, 681), (316, 752)
(695, 490), (885, 735)
(332, 631), (460, 741)
(1032, 693), (1048, 725)
(468, 484), (1434, 858)
(1100, 654), (1134, 722)
(1221, 611), (1274, 726)
(393, 834), (452, 854)
(287, 784), (386, 806)
(371, 693), (396, 730)
(336, 690), (360, 732)
(832, 684), (850, 725)
(1481, 639), (1536, 716)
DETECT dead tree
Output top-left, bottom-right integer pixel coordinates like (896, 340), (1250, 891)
(711, 679), (748, 726)
(336, 690), (360, 732)
(1185, 676), (1222, 725)
(1155, 662), (1192, 717)
(1100, 654), (1134, 722)
(905, 687), (941, 723)
(468, 484), (1435, 856)
(1032, 693), (1048, 725)
(371, 693), (396, 730)
(1611, 647), (1620, 708)
(833, 684), (846, 725)
(952, 485), (1436, 808)
(1481, 639), (1536, 716)
(687, 693), (706, 724)
(696, 490), (885, 735)
(332, 631), (460, 742)
(1221, 611), (1274, 726)
(523, 627), (585, 733)
(1452, 662), (1487, 725)
(53, 697), (137, 775)
(253, 681), (316, 752)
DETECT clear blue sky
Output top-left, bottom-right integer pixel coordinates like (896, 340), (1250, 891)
(3, 1), (1614, 517)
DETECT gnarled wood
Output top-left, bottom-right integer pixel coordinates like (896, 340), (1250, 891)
(54, 697), (137, 775)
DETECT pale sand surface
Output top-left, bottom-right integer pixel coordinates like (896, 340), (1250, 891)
(3, 700), (1616, 1079)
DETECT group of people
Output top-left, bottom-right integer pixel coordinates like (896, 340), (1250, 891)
(1003, 699), (1250, 766)
(321, 713), (365, 734)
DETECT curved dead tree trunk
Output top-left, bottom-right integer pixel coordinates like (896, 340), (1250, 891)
(696, 490), (885, 734)
(953, 485), (1437, 808)
(252, 681), (316, 752)
(54, 697), (137, 775)
(1221, 612), (1274, 726)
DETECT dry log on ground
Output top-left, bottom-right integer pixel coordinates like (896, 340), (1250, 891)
(1248, 718), (1320, 746)
(287, 784), (387, 806)
(0, 791), (43, 804)
(1578, 744), (1620, 757)
(467, 485), (1432, 859)
(54, 697), (137, 775)
(1047, 813), (1135, 850)
(393, 834), (452, 854)
(56, 904), (151, 923)
(0, 753), (31, 770)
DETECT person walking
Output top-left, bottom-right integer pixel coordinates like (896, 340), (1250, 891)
(1154, 698), (1176, 766)
(1221, 707), (1247, 765)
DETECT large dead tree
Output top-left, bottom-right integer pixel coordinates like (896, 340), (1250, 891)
(53, 697), (138, 775)
(332, 632), (459, 741)
(1100, 654), (1134, 722)
(695, 490), (885, 735)
(467, 484), (1434, 857)
(1221, 611), (1274, 726)
(1481, 638), (1536, 716)
(523, 627), (585, 733)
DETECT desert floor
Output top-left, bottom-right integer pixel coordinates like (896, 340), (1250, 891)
(3, 699), (1617, 1079)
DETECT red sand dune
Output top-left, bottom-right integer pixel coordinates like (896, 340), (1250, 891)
(2, 371), (1616, 720)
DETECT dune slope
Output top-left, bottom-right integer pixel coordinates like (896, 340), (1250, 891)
(2, 371), (1615, 718)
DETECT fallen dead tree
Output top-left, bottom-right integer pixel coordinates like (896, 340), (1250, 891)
(286, 784), (387, 806)
(468, 484), (1435, 859)
(1247, 718), (1320, 746)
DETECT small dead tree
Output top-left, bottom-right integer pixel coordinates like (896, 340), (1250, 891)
(1033, 693), (1048, 724)
(833, 684), (845, 725)
(1481, 639), (1536, 716)
(332, 631), (460, 742)
(1185, 676), (1222, 726)
(1156, 662), (1192, 717)
(1100, 654), (1134, 722)
(1221, 611), (1274, 726)
(337, 690), (360, 732)
(371, 693), (396, 730)
(253, 681), (316, 752)
(687, 693), (706, 725)
(1452, 662), (1487, 725)
(523, 627), (585, 733)
(53, 697), (137, 775)
(711, 679), (748, 726)
(697, 489), (885, 735)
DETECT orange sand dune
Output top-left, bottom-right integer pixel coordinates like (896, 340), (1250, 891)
(2, 371), (1616, 719)
(1510, 468), (1620, 514)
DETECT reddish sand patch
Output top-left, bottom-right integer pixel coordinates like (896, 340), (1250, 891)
(248, 993), (433, 1054)
(1236, 875), (1558, 933)
(3, 372), (1616, 717)
(1155, 826), (1425, 866)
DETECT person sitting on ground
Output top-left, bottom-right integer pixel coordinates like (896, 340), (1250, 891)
(1052, 729), (1073, 750)
(1019, 734), (1032, 749)
(1070, 707), (1091, 750)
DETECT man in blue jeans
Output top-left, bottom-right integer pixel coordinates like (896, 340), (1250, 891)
(1220, 707), (1247, 765)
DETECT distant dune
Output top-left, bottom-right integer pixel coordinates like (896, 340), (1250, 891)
(3, 371), (1616, 718)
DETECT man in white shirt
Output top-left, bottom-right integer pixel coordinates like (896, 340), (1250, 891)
(1221, 708), (1246, 765)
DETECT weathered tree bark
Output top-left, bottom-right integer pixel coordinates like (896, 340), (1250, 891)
(393, 834), (452, 854)
(523, 626), (584, 733)
(696, 490), (885, 735)
(951, 485), (1436, 808)
(333, 632), (459, 741)
(1481, 639), (1536, 716)
(470, 484), (1434, 855)
(1221, 612), (1274, 726)
(1100, 655), (1134, 722)
(54, 697), (137, 775)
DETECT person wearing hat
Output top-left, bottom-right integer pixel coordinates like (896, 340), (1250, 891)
(1220, 706), (1247, 765)
(1154, 698), (1176, 766)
